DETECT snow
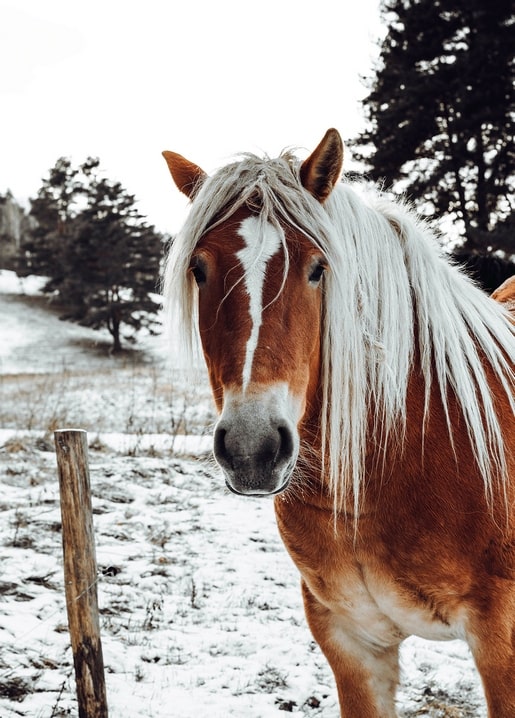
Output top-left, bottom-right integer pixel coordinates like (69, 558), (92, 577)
(0, 269), (488, 716)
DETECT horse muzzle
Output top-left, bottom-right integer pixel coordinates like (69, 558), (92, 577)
(213, 386), (300, 496)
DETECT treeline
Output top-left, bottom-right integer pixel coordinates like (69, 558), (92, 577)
(1, 0), (513, 352)
(1, 158), (166, 353)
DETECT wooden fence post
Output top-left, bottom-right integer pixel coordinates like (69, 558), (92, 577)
(55, 429), (108, 718)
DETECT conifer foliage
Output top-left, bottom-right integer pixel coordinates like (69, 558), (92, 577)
(20, 158), (164, 352)
(352, 0), (514, 287)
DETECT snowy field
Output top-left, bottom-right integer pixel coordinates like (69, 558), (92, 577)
(0, 270), (488, 717)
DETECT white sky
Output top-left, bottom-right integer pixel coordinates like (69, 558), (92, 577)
(0, 0), (384, 233)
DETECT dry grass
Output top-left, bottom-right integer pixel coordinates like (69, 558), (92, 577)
(0, 362), (214, 437)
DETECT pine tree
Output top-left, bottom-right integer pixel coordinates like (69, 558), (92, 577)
(67, 171), (163, 352)
(351, 0), (514, 286)
(0, 191), (32, 270)
(20, 157), (82, 284)
(21, 158), (164, 352)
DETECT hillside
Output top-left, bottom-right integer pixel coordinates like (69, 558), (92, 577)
(0, 270), (487, 717)
(0, 270), (212, 445)
(0, 269), (169, 373)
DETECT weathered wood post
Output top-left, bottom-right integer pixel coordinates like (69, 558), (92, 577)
(55, 429), (108, 718)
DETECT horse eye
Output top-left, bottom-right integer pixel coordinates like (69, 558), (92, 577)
(190, 259), (207, 285)
(308, 261), (326, 285)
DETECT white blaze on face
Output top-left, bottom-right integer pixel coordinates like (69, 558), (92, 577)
(237, 216), (281, 391)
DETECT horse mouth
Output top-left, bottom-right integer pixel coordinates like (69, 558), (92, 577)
(220, 451), (297, 497)
(224, 475), (292, 497)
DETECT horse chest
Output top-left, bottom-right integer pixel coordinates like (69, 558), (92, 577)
(275, 502), (466, 646)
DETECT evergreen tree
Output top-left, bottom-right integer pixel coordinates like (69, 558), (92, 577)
(20, 158), (164, 352)
(351, 0), (514, 285)
(20, 157), (83, 284)
(0, 191), (32, 270)
(66, 171), (163, 352)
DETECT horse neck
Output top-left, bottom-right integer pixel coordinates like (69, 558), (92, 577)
(296, 345), (456, 505)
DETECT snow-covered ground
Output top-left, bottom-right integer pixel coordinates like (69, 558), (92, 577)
(0, 270), (487, 716)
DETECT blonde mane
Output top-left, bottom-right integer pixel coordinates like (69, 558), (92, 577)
(164, 150), (515, 513)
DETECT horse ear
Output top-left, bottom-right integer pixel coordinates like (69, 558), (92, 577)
(161, 151), (207, 199)
(300, 128), (344, 202)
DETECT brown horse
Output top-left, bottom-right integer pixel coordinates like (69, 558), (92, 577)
(162, 129), (515, 717)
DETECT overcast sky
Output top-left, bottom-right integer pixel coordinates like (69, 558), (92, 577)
(0, 0), (383, 233)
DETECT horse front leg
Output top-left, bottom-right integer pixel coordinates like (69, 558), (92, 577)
(468, 604), (515, 718)
(301, 580), (400, 718)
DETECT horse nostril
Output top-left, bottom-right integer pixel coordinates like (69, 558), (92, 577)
(276, 425), (294, 468)
(214, 422), (294, 469)
(213, 426), (229, 467)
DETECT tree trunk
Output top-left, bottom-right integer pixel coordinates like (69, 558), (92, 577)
(442, 104), (473, 246)
(475, 128), (489, 233)
(111, 313), (122, 353)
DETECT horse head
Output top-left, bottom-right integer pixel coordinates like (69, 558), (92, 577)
(162, 130), (343, 496)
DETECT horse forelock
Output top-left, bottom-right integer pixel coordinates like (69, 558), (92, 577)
(164, 150), (515, 514)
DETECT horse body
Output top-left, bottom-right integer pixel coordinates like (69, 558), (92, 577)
(277, 364), (515, 716)
(162, 130), (515, 717)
